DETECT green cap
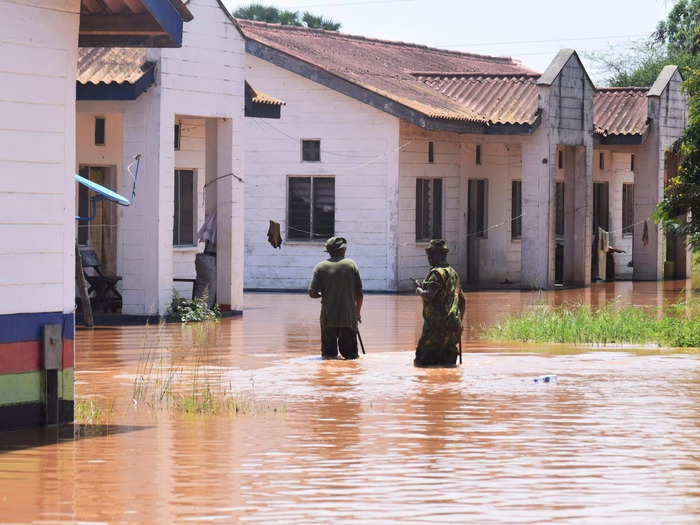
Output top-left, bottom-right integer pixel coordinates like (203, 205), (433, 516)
(425, 239), (449, 254)
(325, 236), (347, 253)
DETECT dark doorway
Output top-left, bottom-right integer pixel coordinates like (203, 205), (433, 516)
(592, 182), (609, 232)
(467, 179), (487, 282)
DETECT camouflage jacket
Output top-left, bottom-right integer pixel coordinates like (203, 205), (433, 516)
(421, 263), (464, 331)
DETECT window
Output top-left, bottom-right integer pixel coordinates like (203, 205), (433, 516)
(558, 149), (563, 169)
(555, 182), (565, 238)
(173, 169), (195, 246)
(511, 180), (522, 240)
(174, 123), (181, 151)
(416, 178), (442, 241)
(94, 117), (105, 146)
(428, 141), (434, 163)
(622, 184), (634, 236)
(475, 144), (481, 165)
(599, 152), (605, 170)
(302, 139), (321, 162)
(630, 154), (635, 171)
(288, 176), (334, 240)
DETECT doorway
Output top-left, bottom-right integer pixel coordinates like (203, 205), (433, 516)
(77, 166), (118, 275)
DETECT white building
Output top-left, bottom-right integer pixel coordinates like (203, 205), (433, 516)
(0, 0), (192, 430)
(72, 16), (691, 309)
(239, 21), (690, 291)
(75, 0), (254, 316)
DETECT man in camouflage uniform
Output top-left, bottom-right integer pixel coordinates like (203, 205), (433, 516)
(413, 239), (465, 367)
(309, 237), (363, 360)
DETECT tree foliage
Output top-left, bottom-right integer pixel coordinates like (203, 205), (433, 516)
(232, 3), (341, 31)
(655, 62), (700, 250)
(589, 0), (699, 87)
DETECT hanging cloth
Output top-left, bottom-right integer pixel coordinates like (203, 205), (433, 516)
(267, 220), (282, 249)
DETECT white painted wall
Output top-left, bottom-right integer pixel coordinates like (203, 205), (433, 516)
(76, 0), (246, 315)
(398, 122), (525, 290)
(243, 54), (400, 291)
(0, 0), (80, 315)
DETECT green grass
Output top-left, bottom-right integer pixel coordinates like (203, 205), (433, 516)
(75, 397), (115, 425)
(131, 321), (284, 416)
(484, 297), (700, 348)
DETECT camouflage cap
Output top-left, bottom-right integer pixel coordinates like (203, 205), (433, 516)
(324, 236), (347, 253)
(425, 239), (449, 254)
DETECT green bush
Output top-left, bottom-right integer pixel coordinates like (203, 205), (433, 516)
(166, 292), (220, 323)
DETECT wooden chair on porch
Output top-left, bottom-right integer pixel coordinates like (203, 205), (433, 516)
(79, 246), (122, 313)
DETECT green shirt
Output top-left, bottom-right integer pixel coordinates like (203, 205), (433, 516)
(309, 257), (362, 328)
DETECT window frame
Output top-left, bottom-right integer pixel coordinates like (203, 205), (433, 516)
(94, 116), (106, 146)
(301, 139), (321, 162)
(173, 168), (197, 247)
(428, 141), (434, 164)
(286, 175), (335, 242)
(415, 177), (443, 242)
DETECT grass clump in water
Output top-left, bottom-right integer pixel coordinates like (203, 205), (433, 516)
(485, 297), (700, 348)
(75, 397), (115, 425)
(131, 321), (284, 416)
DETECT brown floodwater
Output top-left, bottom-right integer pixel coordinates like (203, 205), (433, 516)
(2, 280), (700, 523)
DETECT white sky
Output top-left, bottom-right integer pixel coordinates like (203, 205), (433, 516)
(223, 0), (676, 85)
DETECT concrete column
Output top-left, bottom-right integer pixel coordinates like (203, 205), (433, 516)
(521, 125), (556, 289)
(215, 118), (244, 312)
(120, 87), (173, 315)
(563, 145), (592, 286)
(633, 100), (664, 281)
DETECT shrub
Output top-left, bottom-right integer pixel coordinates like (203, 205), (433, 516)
(166, 292), (220, 323)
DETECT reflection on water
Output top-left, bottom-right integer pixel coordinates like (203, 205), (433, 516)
(1, 280), (700, 523)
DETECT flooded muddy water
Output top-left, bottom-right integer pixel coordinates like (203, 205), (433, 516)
(2, 280), (700, 523)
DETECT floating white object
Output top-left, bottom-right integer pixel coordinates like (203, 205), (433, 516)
(533, 375), (558, 383)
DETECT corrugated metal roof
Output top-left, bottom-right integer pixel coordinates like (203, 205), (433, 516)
(414, 73), (540, 125)
(593, 87), (649, 136)
(237, 19), (538, 124)
(77, 48), (149, 85)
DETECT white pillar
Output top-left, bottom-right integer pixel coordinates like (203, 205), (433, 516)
(521, 125), (556, 289)
(215, 118), (244, 312)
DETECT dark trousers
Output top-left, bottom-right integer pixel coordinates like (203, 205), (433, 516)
(321, 326), (359, 359)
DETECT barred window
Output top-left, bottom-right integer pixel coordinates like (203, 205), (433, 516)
(288, 176), (334, 240)
(511, 180), (522, 240)
(622, 184), (634, 236)
(173, 169), (195, 246)
(556, 182), (565, 238)
(416, 178), (442, 241)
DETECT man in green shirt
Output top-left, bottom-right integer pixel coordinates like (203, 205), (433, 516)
(309, 237), (363, 360)
(413, 239), (465, 367)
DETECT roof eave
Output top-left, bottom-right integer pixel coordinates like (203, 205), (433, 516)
(78, 0), (190, 48)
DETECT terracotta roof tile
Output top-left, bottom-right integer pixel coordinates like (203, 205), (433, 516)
(593, 87), (649, 136)
(237, 19), (538, 124)
(414, 73), (540, 125)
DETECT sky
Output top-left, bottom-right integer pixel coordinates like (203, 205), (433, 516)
(222, 0), (676, 85)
